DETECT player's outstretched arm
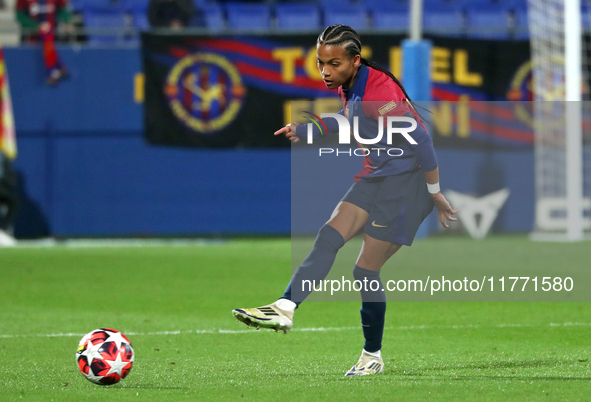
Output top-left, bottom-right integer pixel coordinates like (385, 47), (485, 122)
(274, 123), (300, 142)
(424, 168), (458, 228)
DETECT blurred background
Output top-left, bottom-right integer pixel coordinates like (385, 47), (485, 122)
(0, 0), (588, 242)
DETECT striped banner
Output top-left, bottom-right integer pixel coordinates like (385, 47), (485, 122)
(142, 33), (534, 149)
(0, 42), (16, 159)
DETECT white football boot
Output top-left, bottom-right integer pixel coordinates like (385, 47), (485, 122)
(232, 299), (295, 334)
(345, 349), (384, 376)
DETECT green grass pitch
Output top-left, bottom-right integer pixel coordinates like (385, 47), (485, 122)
(1, 236), (590, 401)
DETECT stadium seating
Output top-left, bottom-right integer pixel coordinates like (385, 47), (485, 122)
(324, 5), (369, 30)
(69, 0), (535, 40)
(202, 4), (225, 30)
(583, 5), (591, 29)
(423, 0), (460, 7)
(80, 0), (126, 12)
(192, 0), (209, 9)
(513, 8), (529, 39)
(225, 3), (271, 30)
(121, 0), (148, 12)
(363, 0), (407, 31)
(367, 0), (465, 35)
(83, 9), (130, 44)
(372, 9), (408, 31)
(465, 5), (511, 39)
(318, 0), (354, 6)
(70, 0), (86, 12)
(424, 6), (465, 36)
(131, 11), (149, 30)
(456, 0), (518, 8)
(122, 0), (148, 29)
(361, 0), (407, 10)
(275, 3), (321, 30)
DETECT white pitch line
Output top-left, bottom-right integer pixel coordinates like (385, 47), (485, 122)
(1, 322), (590, 339)
(7, 238), (229, 249)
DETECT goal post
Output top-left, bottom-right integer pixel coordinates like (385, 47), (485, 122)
(564, 0), (584, 241)
(403, 0), (433, 238)
(528, 0), (589, 241)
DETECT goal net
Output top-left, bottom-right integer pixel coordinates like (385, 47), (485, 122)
(527, 0), (591, 240)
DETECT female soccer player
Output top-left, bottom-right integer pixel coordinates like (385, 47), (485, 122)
(232, 25), (457, 376)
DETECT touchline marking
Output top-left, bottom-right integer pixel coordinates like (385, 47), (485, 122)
(10, 238), (229, 248)
(1, 322), (590, 339)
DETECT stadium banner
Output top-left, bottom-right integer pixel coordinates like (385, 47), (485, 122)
(290, 100), (591, 302)
(141, 33), (532, 149)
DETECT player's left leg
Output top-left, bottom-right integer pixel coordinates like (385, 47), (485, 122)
(346, 170), (434, 376)
(345, 235), (401, 376)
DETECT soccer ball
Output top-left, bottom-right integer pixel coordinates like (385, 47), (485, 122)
(76, 328), (134, 385)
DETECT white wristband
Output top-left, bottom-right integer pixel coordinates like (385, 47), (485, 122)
(427, 182), (440, 194)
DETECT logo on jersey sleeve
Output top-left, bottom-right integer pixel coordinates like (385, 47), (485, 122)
(378, 101), (397, 115)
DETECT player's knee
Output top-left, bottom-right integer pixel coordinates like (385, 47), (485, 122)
(354, 265), (386, 304)
(314, 224), (345, 252)
(353, 264), (381, 282)
(356, 253), (385, 272)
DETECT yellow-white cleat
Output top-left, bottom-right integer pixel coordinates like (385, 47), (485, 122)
(345, 350), (384, 376)
(232, 300), (295, 334)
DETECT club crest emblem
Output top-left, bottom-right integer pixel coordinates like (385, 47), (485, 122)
(165, 53), (245, 133)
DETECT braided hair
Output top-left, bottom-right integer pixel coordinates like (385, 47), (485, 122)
(317, 24), (427, 119)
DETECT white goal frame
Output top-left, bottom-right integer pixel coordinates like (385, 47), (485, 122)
(528, 0), (588, 241)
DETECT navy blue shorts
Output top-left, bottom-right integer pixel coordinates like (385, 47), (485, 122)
(341, 169), (434, 246)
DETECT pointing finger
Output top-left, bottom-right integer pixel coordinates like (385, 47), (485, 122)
(274, 127), (288, 136)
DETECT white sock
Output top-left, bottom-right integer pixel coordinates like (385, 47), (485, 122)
(275, 298), (297, 312)
(363, 349), (381, 359)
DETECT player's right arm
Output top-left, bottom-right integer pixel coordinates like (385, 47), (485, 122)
(424, 168), (457, 228)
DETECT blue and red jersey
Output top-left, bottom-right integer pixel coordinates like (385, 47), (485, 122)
(296, 63), (438, 181)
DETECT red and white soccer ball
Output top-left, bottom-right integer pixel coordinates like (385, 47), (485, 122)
(76, 328), (134, 385)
